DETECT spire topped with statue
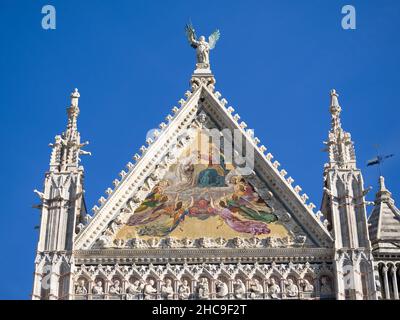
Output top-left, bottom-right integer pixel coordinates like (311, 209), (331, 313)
(324, 89), (356, 170)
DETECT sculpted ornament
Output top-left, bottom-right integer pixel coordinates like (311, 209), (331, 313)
(215, 280), (229, 298)
(143, 279), (157, 300)
(285, 279), (299, 297)
(249, 279), (263, 299)
(126, 280), (144, 300)
(109, 279), (122, 295)
(268, 278), (281, 299)
(301, 279), (314, 293)
(92, 280), (104, 295)
(161, 279), (174, 300)
(75, 279), (87, 295)
(178, 280), (191, 300)
(233, 279), (246, 299)
(320, 276), (333, 295)
(198, 277), (210, 300)
(185, 23), (220, 70)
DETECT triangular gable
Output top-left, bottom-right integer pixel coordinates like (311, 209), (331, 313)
(74, 75), (333, 250)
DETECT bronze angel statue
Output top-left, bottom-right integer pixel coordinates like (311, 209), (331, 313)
(185, 23), (220, 70)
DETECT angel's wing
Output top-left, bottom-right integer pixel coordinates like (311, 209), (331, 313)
(208, 29), (220, 49)
(185, 23), (197, 48)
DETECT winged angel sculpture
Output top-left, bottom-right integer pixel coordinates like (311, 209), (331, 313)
(185, 23), (220, 70)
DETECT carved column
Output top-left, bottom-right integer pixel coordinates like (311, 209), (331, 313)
(173, 279), (179, 300)
(391, 266), (399, 300)
(280, 278), (286, 299)
(382, 266), (390, 299)
(191, 279), (196, 300)
(228, 279), (234, 299)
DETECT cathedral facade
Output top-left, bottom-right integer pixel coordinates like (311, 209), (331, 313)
(31, 38), (400, 300)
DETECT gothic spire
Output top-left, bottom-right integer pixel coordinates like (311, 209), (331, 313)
(324, 89), (356, 170)
(49, 88), (90, 171)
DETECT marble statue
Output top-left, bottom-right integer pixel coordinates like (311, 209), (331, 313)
(109, 279), (122, 295)
(75, 279), (87, 295)
(215, 280), (229, 298)
(320, 276), (333, 295)
(126, 280), (144, 300)
(185, 23), (220, 70)
(249, 279), (263, 299)
(92, 280), (104, 295)
(286, 279), (299, 297)
(198, 277), (210, 300)
(144, 279), (157, 300)
(268, 278), (281, 299)
(302, 279), (314, 293)
(233, 279), (246, 299)
(178, 280), (191, 300)
(161, 279), (174, 300)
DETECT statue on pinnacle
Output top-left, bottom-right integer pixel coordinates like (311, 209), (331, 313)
(185, 22), (220, 71)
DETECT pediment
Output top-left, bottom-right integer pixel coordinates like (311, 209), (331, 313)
(74, 78), (333, 250)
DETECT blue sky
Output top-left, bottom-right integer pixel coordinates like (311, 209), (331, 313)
(0, 0), (399, 299)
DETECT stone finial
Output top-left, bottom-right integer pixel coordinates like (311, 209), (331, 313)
(379, 176), (387, 191)
(70, 88), (80, 107)
(330, 89), (340, 108)
(375, 175), (394, 204)
(329, 89), (342, 122)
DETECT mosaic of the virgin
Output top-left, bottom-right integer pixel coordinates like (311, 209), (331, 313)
(116, 133), (290, 240)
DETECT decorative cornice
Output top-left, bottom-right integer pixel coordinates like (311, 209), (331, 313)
(73, 247), (334, 265)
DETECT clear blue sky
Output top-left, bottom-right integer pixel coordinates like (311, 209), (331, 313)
(0, 0), (399, 299)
